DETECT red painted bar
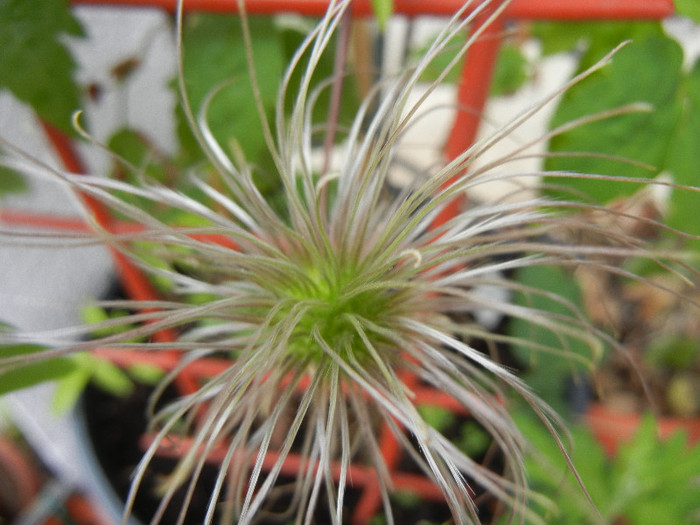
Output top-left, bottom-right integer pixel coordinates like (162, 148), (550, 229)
(140, 433), (447, 500)
(432, 12), (504, 229)
(0, 210), (91, 233)
(95, 348), (471, 408)
(444, 16), (503, 163)
(71, 0), (674, 20)
(40, 121), (194, 392)
(352, 368), (421, 523)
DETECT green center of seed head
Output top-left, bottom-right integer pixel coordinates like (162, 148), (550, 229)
(282, 263), (394, 364)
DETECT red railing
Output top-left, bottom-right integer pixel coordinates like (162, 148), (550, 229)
(2, 1), (675, 523)
(72, 0), (673, 19)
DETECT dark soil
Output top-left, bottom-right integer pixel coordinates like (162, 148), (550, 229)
(82, 381), (223, 525)
(80, 278), (510, 524)
(81, 379), (503, 525)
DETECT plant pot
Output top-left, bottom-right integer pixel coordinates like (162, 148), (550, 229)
(0, 435), (41, 520)
(584, 403), (700, 456)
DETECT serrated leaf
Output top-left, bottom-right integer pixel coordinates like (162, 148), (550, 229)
(176, 15), (283, 168)
(532, 20), (663, 63)
(508, 414), (609, 524)
(512, 411), (700, 525)
(544, 32), (684, 203)
(615, 414), (700, 525)
(0, 0), (84, 133)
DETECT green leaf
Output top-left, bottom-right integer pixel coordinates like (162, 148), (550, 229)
(513, 411), (700, 525)
(126, 362), (165, 385)
(89, 356), (133, 396)
(81, 303), (141, 340)
(490, 42), (529, 96)
(531, 21), (585, 57)
(52, 365), (91, 414)
(176, 15), (283, 168)
(0, 165), (27, 196)
(457, 421), (491, 457)
(614, 414), (700, 525)
(538, 21), (700, 263)
(663, 58), (700, 251)
(370, 0), (393, 31)
(503, 415), (608, 524)
(508, 265), (592, 414)
(544, 32), (685, 204)
(645, 335), (699, 369)
(0, 344), (77, 395)
(107, 128), (170, 183)
(52, 353), (134, 413)
(417, 404), (455, 432)
(674, 0), (700, 24)
(0, 0), (84, 133)
(417, 36), (530, 96)
(532, 20), (663, 63)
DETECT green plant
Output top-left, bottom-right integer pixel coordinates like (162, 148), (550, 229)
(0, 0), (83, 197)
(497, 11), (700, 417)
(1, 0), (699, 524)
(511, 413), (700, 525)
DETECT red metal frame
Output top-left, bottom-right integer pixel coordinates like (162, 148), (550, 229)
(2, 1), (674, 523)
(72, 0), (673, 19)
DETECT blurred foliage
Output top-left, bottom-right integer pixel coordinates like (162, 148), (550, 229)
(0, 0), (83, 197)
(490, 42), (530, 95)
(0, 164), (27, 196)
(44, 303), (167, 413)
(0, 343), (77, 396)
(370, 0), (393, 31)
(417, 34), (530, 96)
(508, 264), (593, 416)
(106, 13), (361, 221)
(675, 0), (700, 23)
(506, 413), (700, 525)
(538, 20), (700, 249)
(0, 307), (162, 413)
(507, 17), (700, 418)
(52, 352), (134, 414)
(0, 343), (132, 414)
(175, 15), (284, 171)
(0, 0), (83, 134)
